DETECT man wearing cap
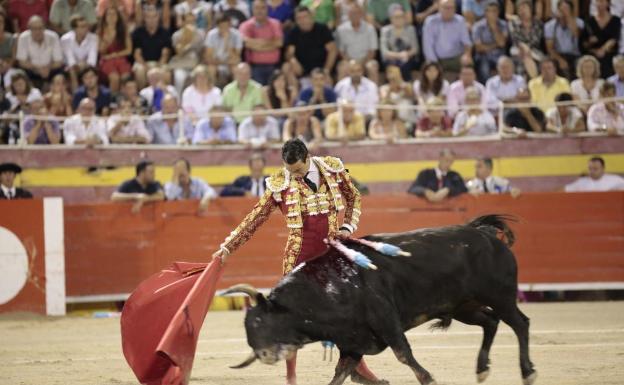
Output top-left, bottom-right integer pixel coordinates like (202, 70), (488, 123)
(0, 163), (33, 199)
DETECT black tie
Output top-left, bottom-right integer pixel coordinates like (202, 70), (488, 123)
(303, 172), (317, 192)
(483, 180), (489, 193)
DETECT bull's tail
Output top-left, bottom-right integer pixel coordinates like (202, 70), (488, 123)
(467, 214), (516, 247)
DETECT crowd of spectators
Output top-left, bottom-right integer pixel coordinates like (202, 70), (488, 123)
(1, 0), (624, 146)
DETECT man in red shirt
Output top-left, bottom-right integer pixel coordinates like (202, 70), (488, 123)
(8, 0), (49, 32)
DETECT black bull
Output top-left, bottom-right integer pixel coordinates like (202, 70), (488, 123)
(225, 215), (537, 385)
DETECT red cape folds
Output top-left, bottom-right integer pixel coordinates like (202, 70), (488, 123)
(121, 260), (223, 385)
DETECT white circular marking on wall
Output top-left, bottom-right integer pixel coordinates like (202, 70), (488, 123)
(0, 227), (29, 305)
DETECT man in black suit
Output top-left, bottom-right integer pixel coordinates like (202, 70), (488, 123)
(408, 148), (467, 202)
(0, 162), (33, 199)
(220, 153), (268, 197)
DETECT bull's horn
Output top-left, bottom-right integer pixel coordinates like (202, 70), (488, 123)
(222, 284), (262, 304)
(230, 351), (257, 369)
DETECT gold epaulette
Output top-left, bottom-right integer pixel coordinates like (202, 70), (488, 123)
(314, 156), (345, 174)
(266, 168), (291, 193)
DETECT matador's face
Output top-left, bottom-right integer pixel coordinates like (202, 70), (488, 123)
(284, 157), (310, 179)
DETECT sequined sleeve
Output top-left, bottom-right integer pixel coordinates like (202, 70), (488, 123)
(220, 190), (278, 253)
(338, 170), (362, 232)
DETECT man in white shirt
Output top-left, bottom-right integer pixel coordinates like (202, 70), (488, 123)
(63, 98), (109, 146)
(335, 5), (379, 84)
(447, 64), (486, 117)
(107, 97), (151, 144)
(164, 158), (217, 213)
(467, 157), (521, 197)
(334, 60), (379, 119)
(61, 15), (98, 91)
(485, 56), (526, 105)
(0, 163), (33, 200)
(238, 104), (280, 146)
(565, 157), (624, 192)
(16, 16), (64, 88)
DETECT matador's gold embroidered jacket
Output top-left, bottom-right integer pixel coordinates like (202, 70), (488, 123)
(219, 156), (362, 274)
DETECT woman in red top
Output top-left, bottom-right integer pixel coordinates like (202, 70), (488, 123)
(98, 7), (132, 93)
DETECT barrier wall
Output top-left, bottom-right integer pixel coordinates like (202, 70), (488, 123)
(61, 192), (624, 302)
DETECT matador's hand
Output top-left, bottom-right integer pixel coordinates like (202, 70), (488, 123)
(337, 229), (352, 240)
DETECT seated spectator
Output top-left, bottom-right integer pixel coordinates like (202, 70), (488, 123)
(380, 65), (416, 128)
(466, 156), (521, 197)
(407, 148), (467, 202)
(164, 158), (217, 213)
(503, 88), (546, 135)
(7, 0), (49, 33)
(6, 70), (42, 111)
(61, 15), (98, 91)
(181, 65), (222, 120)
(111, 160), (164, 213)
(107, 97), (151, 144)
(263, 69), (298, 120)
(324, 100), (366, 141)
(453, 87), (497, 136)
(282, 101), (323, 148)
(238, 104), (281, 146)
(0, 162), (33, 199)
(422, 0), (472, 74)
(135, 0), (173, 30)
(72, 66), (112, 116)
(97, 6), (132, 93)
(413, 62), (450, 105)
(222, 62), (263, 123)
(140, 67), (179, 113)
(96, 0), (135, 19)
(366, 0), (412, 28)
(44, 74), (73, 117)
(528, 58), (571, 113)
(220, 152), (268, 197)
(508, 0), (544, 79)
(174, 0), (212, 29)
(334, 60), (379, 120)
(267, 0), (295, 30)
(546, 92), (586, 134)
(447, 64), (486, 117)
(213, 0), (251, 28)
(285, 6), (337, 78)
(298, 67), (337, 121)
(587, 82), (624, 135)
(24, 98), (61, 145)
(379, 6), (419, 82)
(16, 16), (64, 89)
(170, 11), (206, 95)
(63, 98), (109, 145)
(192, 105), (237, 144)
(0, 10), (15, 87)
(336, 4), (379, 84)
(368, 101), (407, 140)
(148, 94), (194, 144)
(416, 96), (453, 138)
(203, 16), (243, 84)
(50, 0), (97, 35)
(571, 55), (604, 114)
(485, 56), (526, 105)
(472, 1), (508, 84)
(544, 0), (584, 79)
(463, 0), (489, 26)
(564, 156), (624, 192)
(300, 0), (336, 28)
(118, 77), (149, 115)
(607, 55), (624, 97)
(132, 5), (172, 89)
(239, 0), (284, 85)
(581, 0), (620, 78)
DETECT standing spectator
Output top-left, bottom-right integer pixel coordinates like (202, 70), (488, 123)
(0, 10), (16, 88)
(263, 69), (298, 120)
(463, 0), (490, 26)
(297, 67), (337, 121)
(379, 6), (419, 82)
(334, 60), (379, 120)
(300, 0), (336, 28)
(165, 158), (217, 213)
(285, 6), (337, 78)
(16, 16), (64, 89)
(97, 6), (132, 94)
(571, 55), (604, 114)
(453, 87), (497, 136)
(72, 66), (112, 116)
(447, 64), (486, 117)
(7, 0), (49, 33)
(366, 0), (412, 28)
(0, 163), (33, 200)
(529, 58), (571, 113)
(118, 77), (149, 115)
(140, 67), (179, 113)
(238, 104), (281, 145)
(170, 11), (205, 95)
(111, 160), (164, 213)
(379, 65), (416, 128)
(545, 92), (586, 133)
(544, 0), (584, 79)
(148, 94), (194, 144)
(61, 15), (98, 91)
(503, 88), (546, 134)
(44, 74), (73, 117)
(508, 0), (544, 79)
(182, 65), (222, 121)
(174, 0), (212, 29)
(564, 156), (624, 192)
(336, 5), (379, 84)
(422, 0), (473, 74)
(107, 97), (151, 143)
(132, 6), (172, 89)
(239, 0), (284, 85)
(220, 152), (268, 197)
(607, 55), (624, 97)
(222, 62), (264, 123)
(416, 96), (453, 137)
(368, 101), (407, 140)
(282, 101), (323, 148)
(192, 105), (238, 144)
(203, 16), (243, 84)
(6, 71), (42, 111)
(485, 56), (526, 104)
(324, 100), (366, 141)
(49, 0), (97, 35)
(63, 98), (109, 145)
(213, 0), (251, 28)
(413, 62), (450, 105)
(587, 82), (624, 135)
(466, 156), (521, 197)
(24, 98), (61, 145)
(472, 1), (508, 84)
(582, 0), (620, 78)
(407, 148), (467, 202)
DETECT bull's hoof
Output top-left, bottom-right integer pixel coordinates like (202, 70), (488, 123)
(350, 372), (390, 385)
(477, 369), (490, 383)
(522, 371), (537, 385)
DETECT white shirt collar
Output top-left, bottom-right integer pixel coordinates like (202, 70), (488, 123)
(1, 184), (15, 197)
(435, 168), (446, 179)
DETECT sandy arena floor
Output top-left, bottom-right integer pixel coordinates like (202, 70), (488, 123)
(1, 301), (623, 385)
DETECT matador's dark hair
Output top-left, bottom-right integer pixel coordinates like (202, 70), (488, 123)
(282, 139), (308, 165)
